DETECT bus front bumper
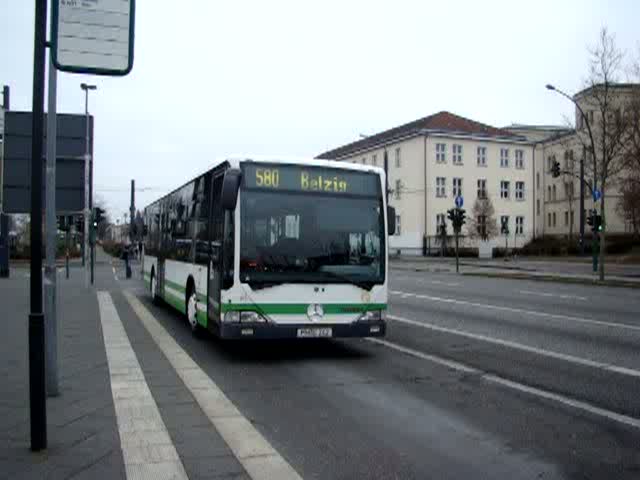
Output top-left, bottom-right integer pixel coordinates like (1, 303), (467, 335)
(218, 321), (386, 340)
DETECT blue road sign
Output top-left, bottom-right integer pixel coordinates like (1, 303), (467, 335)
(593, 189), (602, 201)
(455, 196), (463, 208)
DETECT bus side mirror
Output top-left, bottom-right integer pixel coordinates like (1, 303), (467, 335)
(387, 206), (396, 236)
(221, 169), (242, 210)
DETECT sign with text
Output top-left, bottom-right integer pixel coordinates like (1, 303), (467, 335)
(52, 0), (136, 76)
(242, 163), (382, 197)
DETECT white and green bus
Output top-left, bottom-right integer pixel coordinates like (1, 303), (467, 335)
(142, 157), (395, 339)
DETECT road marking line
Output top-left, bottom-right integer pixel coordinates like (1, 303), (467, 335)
(520, 290), (587, 301)
(367, 337), (640, 430)
(124, 291), (303, 480)
(97, 291), (188, 480)
(389, 290), (640, 332)
(387, 314), (640, 379)
(367, 338), (479, 374)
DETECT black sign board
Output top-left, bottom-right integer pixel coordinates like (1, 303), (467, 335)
(2, 111), (91, 214)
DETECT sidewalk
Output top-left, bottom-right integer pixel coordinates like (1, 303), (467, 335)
(390, 256), (640, 287)
(1, 265), (125, 478)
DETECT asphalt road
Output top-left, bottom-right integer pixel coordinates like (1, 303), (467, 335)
(95, 256), (640, 480)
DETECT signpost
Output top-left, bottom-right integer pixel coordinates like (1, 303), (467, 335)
(25, 0), (136, 452)
(593, 189), (602, 202)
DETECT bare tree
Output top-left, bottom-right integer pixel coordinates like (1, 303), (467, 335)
(616, 176), (640, 237)
(574, 28), (634, 280)
(467, 194), (498, 241)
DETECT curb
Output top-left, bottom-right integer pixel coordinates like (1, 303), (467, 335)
(461, 271), (640, 289)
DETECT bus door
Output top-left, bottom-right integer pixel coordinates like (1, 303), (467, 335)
(207, 173), (225, 329)
(208, 241), (222, 326)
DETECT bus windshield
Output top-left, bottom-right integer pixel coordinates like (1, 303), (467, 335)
(239, 189), (385, 290)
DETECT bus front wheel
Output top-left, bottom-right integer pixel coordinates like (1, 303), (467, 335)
(186, 284), (203, 338)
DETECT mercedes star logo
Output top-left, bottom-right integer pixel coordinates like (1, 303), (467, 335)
(307, 303), (324, 322)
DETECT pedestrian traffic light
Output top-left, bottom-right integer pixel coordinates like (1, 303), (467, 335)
(551, 160), (561, 178)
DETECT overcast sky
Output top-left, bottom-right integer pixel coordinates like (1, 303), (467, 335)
(2, 0), (639, 220)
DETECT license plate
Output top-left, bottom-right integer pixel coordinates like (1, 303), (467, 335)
(297, 327), (332, 338)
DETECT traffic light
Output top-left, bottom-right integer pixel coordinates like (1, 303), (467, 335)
(447, 209), (455, 223)
(447, 208), (466, 233)
(551, 160), (561, 178)
(594, 214), (603, 232)
(501, 217), (509, 235)
(458, 209), (466, 228)
(94, 207), (105, 225)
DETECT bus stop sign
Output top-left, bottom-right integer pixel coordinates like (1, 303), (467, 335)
(51, 0), (136, 76)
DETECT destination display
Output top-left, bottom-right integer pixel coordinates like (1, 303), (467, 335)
(242, 163), (381, 196)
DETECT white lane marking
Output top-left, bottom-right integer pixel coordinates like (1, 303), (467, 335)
(367, 338), (479, 374)
(368, 337), (640, 430)
(124, 291), (303, 480)
(390, 290), (640, 332)
(387, 314), (640, 379)
(97, 291), (189, 480)
(520, 290), (587, 301)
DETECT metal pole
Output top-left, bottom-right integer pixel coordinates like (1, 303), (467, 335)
(45, 51), (59, 396)
(579, 153), (585, 255)
(29, 0), (47, 451)
(65, 229), (69, 279)
(130, 179), (135, 244)
(84, 91), (90, 287)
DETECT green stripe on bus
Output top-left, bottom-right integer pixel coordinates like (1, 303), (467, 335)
(165, 278), (186, 293)
(164, 290), (185, 312)
(220, 303), (387, 314)
(196, 310), (207, 327)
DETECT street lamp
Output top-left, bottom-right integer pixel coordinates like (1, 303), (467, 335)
(80, 83), (96, 282)
(546, 83), (598, 256)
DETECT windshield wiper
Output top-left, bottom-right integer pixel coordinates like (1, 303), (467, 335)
(319, 270), (374, 291)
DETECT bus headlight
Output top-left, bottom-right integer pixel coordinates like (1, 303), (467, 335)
(223, 311), (240, 323)
(357, 310), (386, 322)
(240, 311), (267, 323)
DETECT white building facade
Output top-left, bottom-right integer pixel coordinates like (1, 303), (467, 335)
(317, 112), (535, 255)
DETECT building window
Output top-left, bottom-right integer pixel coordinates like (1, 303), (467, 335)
(500, 148), (509, 168)
(395, 147), (401, 168)
(564, 211), (569, 226)
(500, 180), (510, 199)
(536, 172), (540, 190)
(564, 151), (570, 170)
(552, 184), (557, 201)
(515, 181), (524, 201)
(453, 144), (463, 165)
(516, 216), (524, 235)
(436, 143), (447, 163)
(552, 212), (557, 227)
(395, 179), (402, 199)
(515, 149), (524, 169)
(570, 211), (575, 226)
(436, 213), (446, 230)
(477, 179), (487, 199)
(452, 177), (463, 197)
(536, 199), (540, 215)
(436, 177), (446, 197)
(395, 215), (401, 235)
(372, 154), (377, 166)
(548, 213), (552, 227)
(547, 156), (553, 171)
(477, 146), (487, 166)
(547, 185), (552, 201)
(362, 157), (367, 165)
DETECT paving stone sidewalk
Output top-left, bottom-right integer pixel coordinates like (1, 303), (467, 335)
(0, 269), (125, 479)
